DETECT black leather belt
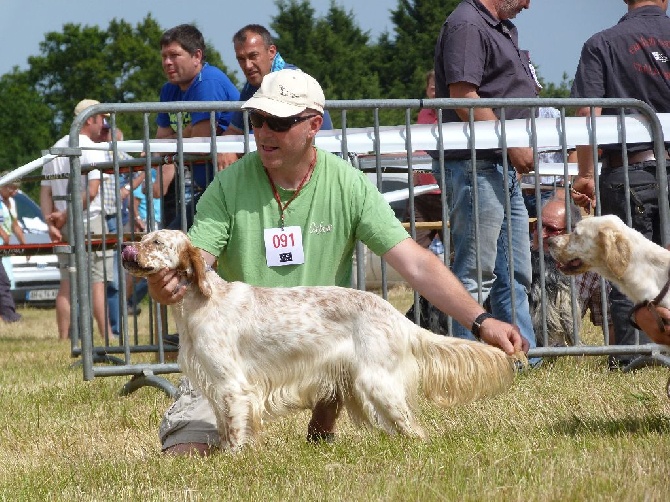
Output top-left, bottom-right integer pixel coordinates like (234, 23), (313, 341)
(604, 149), (670, 169)
(444, 153), (503, 163)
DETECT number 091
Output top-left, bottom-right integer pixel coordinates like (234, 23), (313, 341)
(272, 232), (295, 248)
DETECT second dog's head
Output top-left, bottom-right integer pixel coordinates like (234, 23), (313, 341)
(122, 229), (212, 297)
(548, 215), (631, 280)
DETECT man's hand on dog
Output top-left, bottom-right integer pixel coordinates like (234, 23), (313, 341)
(479, 319), (530, 356)
(633, 306), (670, 346)
(147, 268), (187, 305)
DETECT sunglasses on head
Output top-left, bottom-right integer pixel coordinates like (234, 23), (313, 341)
(249, 111), (317, 132)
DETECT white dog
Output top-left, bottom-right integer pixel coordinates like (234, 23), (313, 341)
(549, 214), (670, 314)
(122, 230), (517, 451)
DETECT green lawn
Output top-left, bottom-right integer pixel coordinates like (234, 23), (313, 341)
(1, 304), (669, 501)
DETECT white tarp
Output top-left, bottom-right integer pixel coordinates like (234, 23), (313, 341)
(1, 113), (668, 187)
(91, 112), (670, 154)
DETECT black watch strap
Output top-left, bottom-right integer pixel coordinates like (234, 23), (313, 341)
(472, 312), (494, 338)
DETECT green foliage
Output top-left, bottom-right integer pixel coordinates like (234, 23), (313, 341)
(0, 2), (577, 171)
(539, 71), (573, 99)
(0, 70), (54, 198)
(372, 0), (460, 125)
(0, 70), (53, 166)
(376, 0), (459, 96)
(1, 308), (669, 500)
(26, 15), (235, 140)
(273, 0), (382, 127)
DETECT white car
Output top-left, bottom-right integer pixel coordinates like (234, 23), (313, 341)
(7, 191), (60, 305)
(354, 153), (440, 289)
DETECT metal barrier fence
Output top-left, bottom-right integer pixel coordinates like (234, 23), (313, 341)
(2, 97), (669, 396)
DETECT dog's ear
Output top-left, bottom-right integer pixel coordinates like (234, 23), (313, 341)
(178, 239), (213, 298)
(599, 225), (631, 279)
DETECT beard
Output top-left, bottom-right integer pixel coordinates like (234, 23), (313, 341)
(498, 0), (525, 19)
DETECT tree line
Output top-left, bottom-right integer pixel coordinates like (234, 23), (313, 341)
(0, 0), (571, 179)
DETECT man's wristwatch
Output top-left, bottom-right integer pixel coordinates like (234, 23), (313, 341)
(471, 312), (495, 339)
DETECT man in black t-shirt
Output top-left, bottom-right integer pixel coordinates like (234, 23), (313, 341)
(432, 0), (538, 353)
(570, 0), (670, 364)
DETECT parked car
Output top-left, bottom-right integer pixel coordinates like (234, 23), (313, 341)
(353, 153), (439, 289)
(6, 191), (60, 306)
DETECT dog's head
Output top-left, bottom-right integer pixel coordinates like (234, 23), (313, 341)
(121, 229), (212, 297)
(548, 215), (631, 280)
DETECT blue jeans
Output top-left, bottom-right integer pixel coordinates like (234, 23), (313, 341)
(0, 259), (21, 322)
(128, 277), (148, 308)
(166, 191), (203, 232)
(105, 214), (121, 334)
(434, 159), (536, 349)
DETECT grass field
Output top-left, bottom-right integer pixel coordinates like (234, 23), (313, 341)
(1, 297), (669, 501)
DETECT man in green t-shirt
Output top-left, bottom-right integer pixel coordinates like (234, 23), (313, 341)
(148, 69), (529, 456)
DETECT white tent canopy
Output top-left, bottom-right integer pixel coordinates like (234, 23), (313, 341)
(1, 113), (668, 187)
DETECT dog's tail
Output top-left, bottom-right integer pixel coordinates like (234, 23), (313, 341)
(411, 328), (516, 407)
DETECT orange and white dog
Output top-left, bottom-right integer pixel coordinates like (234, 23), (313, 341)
(123, 229), (517, 451)
(549, 214), (670, 312)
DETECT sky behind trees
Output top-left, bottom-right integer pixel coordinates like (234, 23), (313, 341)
(0, 0), (626, 179)
(1, 0), (622, 85)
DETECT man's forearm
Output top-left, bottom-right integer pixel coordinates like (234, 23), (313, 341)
(575, 106), (602, 177)
(12, 221), (26, 245)
(384, 240), (484, 331)
(189, 119), (219, 139)
(450, 82), (497, 123)
(39, 186), (54, 220)
(454, 106), (498, 123)
(156, 126), (176, 140)
(576, 145), (596, 178)
(83, 179), (101, 209)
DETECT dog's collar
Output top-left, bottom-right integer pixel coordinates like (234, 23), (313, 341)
(630, 268), (670, 332)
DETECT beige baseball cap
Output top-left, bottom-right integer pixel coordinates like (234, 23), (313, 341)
(74, 99), (109, 117)
(242, 69), (325, 117)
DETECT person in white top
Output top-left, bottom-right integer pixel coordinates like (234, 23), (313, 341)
(0, 176), (26, 323)
(40, 99), (113, 341)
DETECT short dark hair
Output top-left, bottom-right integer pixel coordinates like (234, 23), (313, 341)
(232, 24), (274, 47)
(160, 24), (206, 60)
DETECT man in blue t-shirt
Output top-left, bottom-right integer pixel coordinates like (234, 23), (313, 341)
(219, 24), (333, 166)
(155, 24), (240, 230)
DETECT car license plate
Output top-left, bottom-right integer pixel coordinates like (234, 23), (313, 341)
(27, 289), (58, 301)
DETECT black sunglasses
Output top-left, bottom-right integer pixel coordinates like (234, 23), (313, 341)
(249, 112), (317, 132)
